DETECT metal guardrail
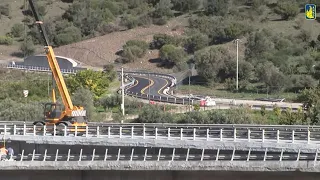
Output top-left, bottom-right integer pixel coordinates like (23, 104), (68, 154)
(6, 64), (79, 74)
(1, 123), (320, 144)
(6, 146), (320, 162)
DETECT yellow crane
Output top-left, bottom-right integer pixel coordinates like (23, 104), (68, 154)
(27, 0), (87, 128)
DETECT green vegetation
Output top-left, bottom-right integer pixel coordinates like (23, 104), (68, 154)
(133, 104), (307, 125)
(0, 67), (121, 122)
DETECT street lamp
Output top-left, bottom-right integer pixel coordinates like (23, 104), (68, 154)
(233, 39), (241, 91)
(188, 62), (195, 112)
(121, 67), (125, 116)
(148, 72), (151, 104)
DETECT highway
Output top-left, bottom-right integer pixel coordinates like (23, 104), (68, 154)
(6, 146), (319, 162)
(1, 123), (320, 145)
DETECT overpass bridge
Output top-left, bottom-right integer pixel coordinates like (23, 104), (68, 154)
(0, 123), (320, 175)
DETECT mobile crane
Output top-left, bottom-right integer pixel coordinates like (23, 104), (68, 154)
(27, 0), (87, 128)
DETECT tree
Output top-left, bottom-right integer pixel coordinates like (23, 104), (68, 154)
(205, 0), (230, 16)
(159, 44), (187, 67)
(11, 24), (24, 38)
(153, 0), (174, 18)
(136, 105), (173, 123)
(256, 62), (288, 92)
(245, 29), (275, 61)
(194, 46), (232, 83)
(71, 88), (95, 120)
(184, 31), (209, 53)
(20, 36), (35, 56)
(150, 34), (182, 49)
(120, 40), (149, 62)
(172, 0), (201, 12)
(273, 0), (300, 20)
(66, 70), (112, 99)
(297, 87), (320, 125)
(54, 26), (82, 46)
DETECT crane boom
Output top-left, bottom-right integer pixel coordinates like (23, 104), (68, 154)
(27, 0), (74, 111)
(28, 0), (86, 127)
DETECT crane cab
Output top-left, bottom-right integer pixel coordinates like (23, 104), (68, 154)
(44, 103), (62, 121)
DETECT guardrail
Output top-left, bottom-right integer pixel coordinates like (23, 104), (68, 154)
(1, 123), (320, 144)
(6, 64), (79, 74)
(5, 146), (320, 162)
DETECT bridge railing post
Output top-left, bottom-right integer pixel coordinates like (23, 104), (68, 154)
(63, 126), (67, 137)
(79, 149), (82, 161)
(108, 127), (111, 138)
(53, 124), (56, 137)
(55, 149), (59, 161)
(262, 129), (265, 143)
(44, 125), (47, 136)
(31, 149), (35, 161)
(3, 125), (7, 136)
(248, 129), (251, 142)
(131, 126), (134, 139)
(104, 149), (108, 161)
(233, 128), (237, 141)
(308, 129), (310, 144)
(247, 148), (251, 161)
(143, 125), (146, 139)
(263, 148), (268, 161)
(171, 148), (175, 161)
(67, 149), (70, 161)
(85, 126), (88, 137)
(277, 130), (280, 143)
(193, 128), (196, 140)
(23, 123), (26, 136)
(180, 128), (183, 140)
(75, 125), (78, 137)
(155, 127), (158, 140)
(206, 129), (209, 141)
(130, 148), (134, 161)
(216, 149), (220, 161)
(20, 149), (24, 161)
(117, 148), (121, 161)
(33, 125), (36, 136)
(186, 148), (190, 161)
(292, 130), (295, 143)
(296, 149), (300, 161)
(92, 149), (95, 161)
(96, 126), (100, 137)
(119, 127), (122, 138)
(157, 148), (161, 161)
(144, 148), (148, 161)
(231, 148), (235, 161)
(43, 149), (47, 161)
(168, 128), (170, 140)
(315, 149), (318, 162)
(13, 125), (16, 135)
(280, 149), (283, 161)
(220, 129), (223, 141)
(201, 149), (205, 161)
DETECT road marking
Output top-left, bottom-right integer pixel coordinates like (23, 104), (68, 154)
(158, 78), (168, 95)
(126, 78), (139, 90)
(140, 77), (155, 94)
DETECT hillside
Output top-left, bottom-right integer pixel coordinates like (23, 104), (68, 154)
(0, 0), (320, 92)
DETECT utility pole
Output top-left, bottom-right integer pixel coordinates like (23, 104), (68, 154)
(148, 73), (151, 103)
(234, 39), (240, 91)
(121, 67), (125, 116)
(188, 70), (191, 112)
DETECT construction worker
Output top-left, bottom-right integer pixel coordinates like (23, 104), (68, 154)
(0, 145), (8, 161)
(6, 147), (14, 160)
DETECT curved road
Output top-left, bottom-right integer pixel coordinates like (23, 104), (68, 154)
(127, 75), (171, 97)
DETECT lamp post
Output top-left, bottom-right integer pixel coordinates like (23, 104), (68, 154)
(121, 67), (125, 116)
(148, 72), (151, 103)
(234, 39), (241, 91)
(188, 62), (195, 112)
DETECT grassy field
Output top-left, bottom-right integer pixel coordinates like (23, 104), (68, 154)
(175, 84), (298, 102)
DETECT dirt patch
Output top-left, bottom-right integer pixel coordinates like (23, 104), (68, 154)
(53, 16), (188, 72)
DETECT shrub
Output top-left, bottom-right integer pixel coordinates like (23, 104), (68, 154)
(0, 36), (13, 45)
